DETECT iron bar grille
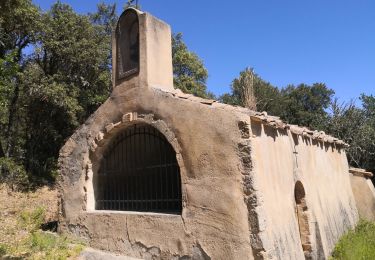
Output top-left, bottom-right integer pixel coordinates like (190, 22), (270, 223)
(96, 124), (182, 214)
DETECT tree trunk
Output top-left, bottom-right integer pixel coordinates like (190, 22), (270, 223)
(5, 84), (20, 157)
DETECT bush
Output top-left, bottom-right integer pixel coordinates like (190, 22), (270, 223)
(19, 207), (45, 232)
(331, 219), (375, 259)
(0, 243), (7, 256)
(0, 157), (30, 190)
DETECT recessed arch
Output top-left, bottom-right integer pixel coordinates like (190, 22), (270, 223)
(116, 8), (140, 79)
(94, 123), (182, 214)
(294, 181), (312, 257)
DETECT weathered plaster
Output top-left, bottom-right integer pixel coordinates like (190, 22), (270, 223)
(58, 7), (363, 260)
(349, 168), (375, 221)
(248, 122), (358, 259)
(59, 86), (254, 259)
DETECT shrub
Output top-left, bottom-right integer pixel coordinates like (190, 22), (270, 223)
(19, 207), (45, 232)
(0, 244), (7, 256)
(0, 157), (30, 190)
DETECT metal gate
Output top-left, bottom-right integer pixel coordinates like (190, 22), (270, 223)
(96, 124), (182, 214)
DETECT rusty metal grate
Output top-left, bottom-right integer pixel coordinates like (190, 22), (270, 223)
(96, 124), (182, 214)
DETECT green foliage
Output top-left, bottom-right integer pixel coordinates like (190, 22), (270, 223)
(220, 68), (280, 113)
(0, 157), (29, 190)
(221, 69), (375, 173)
(89, 3), (117, 35)
(325, 96), (375, 172)
(36, 2), (112, 116)
(27, 232), (83, 259)
(19, 207), (45, 232)
(26, 231), (84, 259)
(221, 69), (334, 129)
(0, 1), (116, 184)
(172, 33), (211, 98)
(0, 51), (19, 127)
(278, 83), (334, 129)
(0, 0), (41, 59)
(331, 220), (375, 259)
(0, 244), (6, 256)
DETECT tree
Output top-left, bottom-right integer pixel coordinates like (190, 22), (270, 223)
(361, 94), (375, 172)
(220, 68), (280, 113)
(0, 0), (41, 159)
(0, 0), (41, 60)
(324, 96), (375, 173)
(18, 2), (116, 179)
(277, 83), (334, 129)
(172, 33), (212, 98)
(0, 0), (41, 188)
(0, 1), (116, 184)
(89, 3), (118, 36)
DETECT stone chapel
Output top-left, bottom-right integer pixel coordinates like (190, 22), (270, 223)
(58, 8), (375, 259)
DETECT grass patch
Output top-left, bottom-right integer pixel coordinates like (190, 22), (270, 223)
(1, 207), (85, 259)
(0, 244), (7, 257)
(19, 206), (45, 232)
(26, 231), (84, 259)
(331, 219), (375, 259)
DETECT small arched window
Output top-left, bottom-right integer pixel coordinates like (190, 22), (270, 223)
(95, 124), (182, 214)
(116, 9), (139, 79)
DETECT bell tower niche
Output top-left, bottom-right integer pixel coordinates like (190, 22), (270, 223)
(117, 9), (139, 79)
(112, 8), (174, 93)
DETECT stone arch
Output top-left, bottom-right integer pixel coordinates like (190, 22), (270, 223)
(294, 181), (312, 258)
(86, 113), (185, 214)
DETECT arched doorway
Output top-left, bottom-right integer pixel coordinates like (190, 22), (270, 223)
(95, 123), (182, 214)
(295, 181), (312, 258)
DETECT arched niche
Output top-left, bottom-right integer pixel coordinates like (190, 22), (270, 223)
(116, 8), (139, 79)
(93, 123), (182, 214)
(294, 181), (312, 258)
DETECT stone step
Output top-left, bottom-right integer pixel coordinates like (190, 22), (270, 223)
(78, 248), (141, 260)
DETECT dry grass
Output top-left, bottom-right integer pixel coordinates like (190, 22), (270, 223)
(0, 184), (58, 247)
(0, 184), (84, 259)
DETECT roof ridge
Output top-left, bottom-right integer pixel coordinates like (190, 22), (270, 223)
(152, 87), (349, 148)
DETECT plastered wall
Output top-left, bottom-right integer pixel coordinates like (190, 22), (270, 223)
(350, 174), (375, 221)
(58, 87), (254, 259)
(249, 121), (358, 259)
(59, 86), (360, 260)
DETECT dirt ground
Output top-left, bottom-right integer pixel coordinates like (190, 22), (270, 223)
(0, 184), (59, 247)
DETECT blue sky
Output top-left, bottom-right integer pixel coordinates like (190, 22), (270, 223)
(32, 0), (374, 103)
